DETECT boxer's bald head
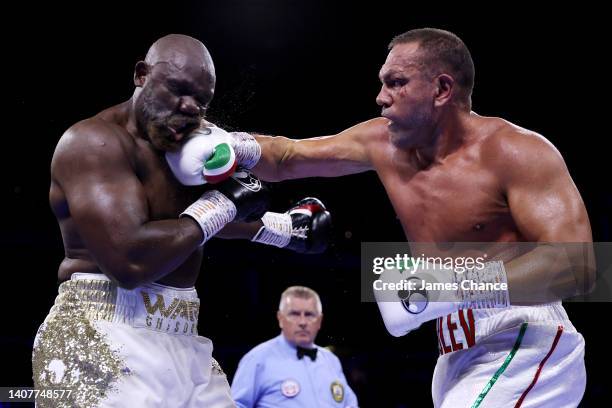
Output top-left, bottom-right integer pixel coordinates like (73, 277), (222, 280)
(144, 34), (215, 77)
(132, 34), (216, 152)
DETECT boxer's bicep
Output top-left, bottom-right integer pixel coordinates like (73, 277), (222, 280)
(502, 134), (595, 297)
(53, 128), (149, 268)
(504, 136), (591, 242)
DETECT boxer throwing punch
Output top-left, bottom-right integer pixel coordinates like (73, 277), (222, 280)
(223, 28), (595, 407)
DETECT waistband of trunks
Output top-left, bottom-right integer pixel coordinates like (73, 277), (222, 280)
(50, 273), (200, 336)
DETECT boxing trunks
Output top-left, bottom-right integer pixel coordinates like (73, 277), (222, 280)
(432, 302), (585, 407)
(32, 273), (235, 407)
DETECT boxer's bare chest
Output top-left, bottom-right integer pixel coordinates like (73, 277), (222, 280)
(135, 142), (203, 221)
(133, 143), (204, 286)
(373, 146), (520, 242)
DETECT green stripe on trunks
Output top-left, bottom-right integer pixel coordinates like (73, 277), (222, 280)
(471, 322), (528, 408)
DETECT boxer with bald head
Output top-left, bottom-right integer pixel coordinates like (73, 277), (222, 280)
(33, 34), (331, 407)
(135, 34), (216, 152)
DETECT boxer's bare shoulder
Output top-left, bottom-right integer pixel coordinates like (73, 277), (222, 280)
(49, 116), (147, 280)
(476, 117), (589, 241)
(53, 117), (137, 173)
(479, 117), (567, 185)
(49, 115), (146, 227)
(50, 117), (146, 207)
(340, 117), (389, 144)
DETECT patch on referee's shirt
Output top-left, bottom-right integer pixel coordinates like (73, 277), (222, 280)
(331, 380), (344, 402)
(281, 379), (300, 398)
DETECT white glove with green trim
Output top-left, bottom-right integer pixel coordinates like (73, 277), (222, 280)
(165, 126), (237, 185)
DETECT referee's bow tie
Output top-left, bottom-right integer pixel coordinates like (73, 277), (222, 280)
(297, 346), (317, 361)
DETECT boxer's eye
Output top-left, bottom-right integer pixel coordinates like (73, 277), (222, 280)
(388, 78), (407, 88)
(167, 82), (183, 95)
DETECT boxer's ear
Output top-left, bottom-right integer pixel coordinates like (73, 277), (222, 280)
(434, 74), (454, 107)
(134, 61), (149, 87)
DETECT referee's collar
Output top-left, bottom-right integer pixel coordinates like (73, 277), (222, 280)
(277, 334), (317, 355)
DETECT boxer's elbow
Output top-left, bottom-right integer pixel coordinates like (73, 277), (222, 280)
(566, 243), (597, 296)
(574, 251), (597, 296)
(583, 269), (597, 295)
(96, 250), (152, 289)
(116, 269), (146, 290)
(101, 263), (148, 290)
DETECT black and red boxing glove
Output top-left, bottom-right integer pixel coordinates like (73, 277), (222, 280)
(252, 197), (332, 254)
(181, 169), (271, 245)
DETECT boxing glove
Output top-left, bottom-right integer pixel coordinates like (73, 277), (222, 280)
(181, 169), (271, 245)
(374, 260), (509, 337)
(166, 126), (237, 185)
(252, 197), (332, 254)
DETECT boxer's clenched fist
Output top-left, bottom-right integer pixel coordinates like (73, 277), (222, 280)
(252, 197), (332, 254)
(181, 169), (271, 245)
(166, 126), (237, 185)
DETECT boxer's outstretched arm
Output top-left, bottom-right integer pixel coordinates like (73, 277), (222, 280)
(251, 118), (386, 181)
(52, 120), (203, 289)
(494, 130), (595, 302)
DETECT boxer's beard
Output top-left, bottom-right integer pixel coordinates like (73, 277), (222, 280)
(135, 89), (170, 150)
(388, 103), (435, 149)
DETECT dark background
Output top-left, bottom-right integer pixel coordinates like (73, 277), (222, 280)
(2, 1), (610, 407)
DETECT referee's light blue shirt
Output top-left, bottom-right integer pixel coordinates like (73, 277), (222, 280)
(231, 334), (359, 407)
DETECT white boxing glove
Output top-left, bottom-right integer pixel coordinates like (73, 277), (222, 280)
(165, 126), (237, 185)
(374, 260), (509, 337)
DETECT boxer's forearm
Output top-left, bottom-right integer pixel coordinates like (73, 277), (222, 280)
(216, 221), (264, 240)
(251, 134), (296, 181)
(101, 218), (204, 289)
(506, 243), (596, 304)
(252, 134), (372, 181)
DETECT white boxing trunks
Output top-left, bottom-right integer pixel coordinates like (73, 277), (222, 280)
(433, 302), (585, 407)
(32, 273), (235, 408)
